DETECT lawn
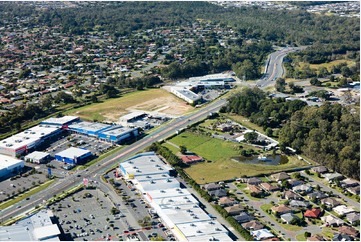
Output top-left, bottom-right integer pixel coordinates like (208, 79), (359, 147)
(298, 59), (355, 72)
(296, 233), (306, 241)
(169, 131), (306, 184)
(66, 88), (193, 122)
(225, 114), (264, 133)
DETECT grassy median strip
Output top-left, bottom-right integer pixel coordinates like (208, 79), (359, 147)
(0, 179), (55, 210)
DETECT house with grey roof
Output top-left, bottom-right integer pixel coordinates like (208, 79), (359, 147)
(346, 212), (360, 224)
(289, 200), (310, 208)
(307, 191), (328, 200)
(271, 172), (290, 181)
(281, 213), (299, 224)
(233, 212), (254, 223)
(292, 184), (313, 194)
(311, 166), (328, 174)
(208, 189), (227, 198)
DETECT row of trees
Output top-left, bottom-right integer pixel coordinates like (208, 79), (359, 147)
(221, 88), (359, 179)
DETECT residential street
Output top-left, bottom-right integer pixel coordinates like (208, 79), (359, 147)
(301, 172), (360, 209)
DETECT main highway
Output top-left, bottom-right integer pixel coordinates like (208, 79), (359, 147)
(257, 46), (306, 88)
(0, 46), (301, 224)
(0, 99), (226, 222)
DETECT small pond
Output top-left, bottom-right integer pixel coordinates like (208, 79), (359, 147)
(231, 154), (289, 166)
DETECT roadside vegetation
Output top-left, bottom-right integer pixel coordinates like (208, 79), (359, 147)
(221, 87), (360, 179)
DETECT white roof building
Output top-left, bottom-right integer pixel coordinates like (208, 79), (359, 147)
(24, 151), (50, 164)
(55, 147), (91, 160)
(0, 124), (61, 157)
(251, 229), (275, 240)
(41, 116), (79, 127)
(0, 154), (24, 177)
(33, 224), (61, 241)
(0, 209), (60, 241)
(170, 87), (201, 104)
(119, 152), (173, 179)
(119, 152), (232, 241)
(333, 205), (355, 216)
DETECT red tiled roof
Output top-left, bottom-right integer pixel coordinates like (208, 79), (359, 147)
(181, 155), (203, 164)
(304, 208), (321, 218)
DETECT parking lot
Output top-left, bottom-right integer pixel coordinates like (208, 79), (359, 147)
(0, 168), (48, 202)
(104, 170), (175, 241)
(52, 188), (128, 241)
(198, 89), (228, 101)
(46, 133), (114, 158)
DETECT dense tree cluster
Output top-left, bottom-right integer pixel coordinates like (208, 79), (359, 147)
(279, 103), (360, 179)
(222, 88), (360, 179)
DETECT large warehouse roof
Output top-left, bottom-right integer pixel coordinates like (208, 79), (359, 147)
(121, 152), (172, 177)
(68, 121), (112, 133)
(0, 124), (60, 151)
(99, 125), (136, 137)
(55, 147), (91, 159)
(33, 224), (60, 240)
(41, 116), (79, 126)
(176, 220), (229, 239)
(146, 188), (192, 200)
(0, 154), (24, 170)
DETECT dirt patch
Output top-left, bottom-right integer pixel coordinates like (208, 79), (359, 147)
(131, 96), (193, 116)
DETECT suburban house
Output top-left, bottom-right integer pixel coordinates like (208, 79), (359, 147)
(292, 184), (313, 194)
(289, 199), (310, 208)
(271, 172), (290, 181)
(241, 220), (264, 231)
(248, 184), (263, 197)
(320, 197), (341, 208)
(218, 197), (237, 207)
(307, 191), (328, 200)
(323, 172), (343, 182)
(304, 208), (322, 219)
(225, 204), (245, 216)
(332, 233), (353, 241)
(208, 189), (227, 198)
(271, 204), (292, 216)
(202, 183), (221, 191)
(338, 226), (359, 238)
(340, 178), (359, 188)
(283, 190), (302, 200)
(280, 213), (299, 224)
(346, 212), (360, 224)
(251, 229), (275, 241)
(333, 205), (355, 216)
(246, 177), (262, 185)
(180, 155), (203, 164)
(287, 179), (304, 187)
(233, 212), (254, 223)
(321, 215), (344, 227)
(311, 166), (328, 174)
(260, 182), (280, 192)
(346, 185), (360, 195)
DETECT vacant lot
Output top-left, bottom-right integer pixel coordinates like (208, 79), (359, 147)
(67, 89), (193, 122)
(167, 131), (306, 184)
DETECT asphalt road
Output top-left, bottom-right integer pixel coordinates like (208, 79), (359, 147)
(258, 46), (306, 88)
(0, 99), (226, 223)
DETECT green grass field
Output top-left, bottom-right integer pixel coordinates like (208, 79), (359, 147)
(168, 131), (306, 184)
